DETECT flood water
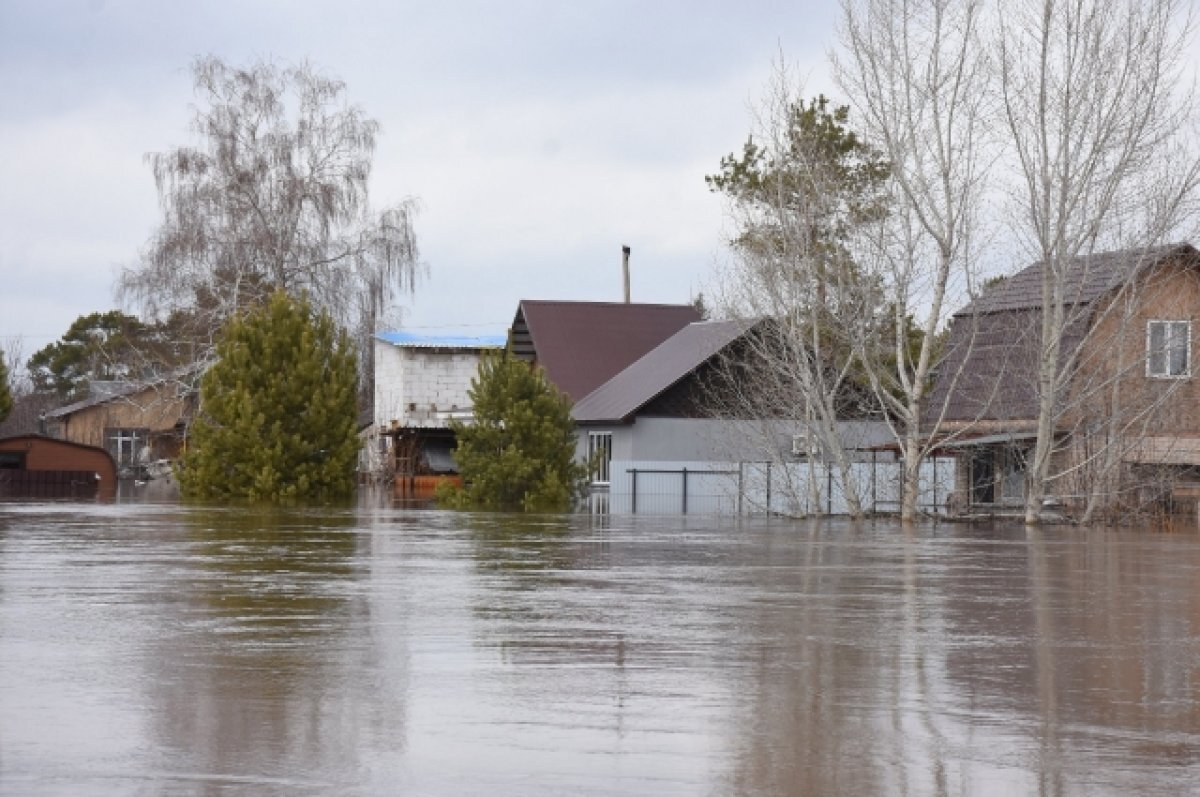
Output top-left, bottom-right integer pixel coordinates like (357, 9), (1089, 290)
(1, 503), (1199, 795)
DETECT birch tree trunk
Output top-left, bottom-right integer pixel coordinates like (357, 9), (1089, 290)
(997, 0), (1199, 524)
(835, 0), (992, 521)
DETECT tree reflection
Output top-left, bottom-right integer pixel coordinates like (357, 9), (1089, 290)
(143, 506), (406, 787)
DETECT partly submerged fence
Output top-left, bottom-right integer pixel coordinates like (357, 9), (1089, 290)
(593, 457), (956, 517)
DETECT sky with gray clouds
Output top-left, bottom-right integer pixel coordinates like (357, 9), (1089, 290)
(0, 1), (836, 354)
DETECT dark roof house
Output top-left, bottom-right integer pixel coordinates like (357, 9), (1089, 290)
(930, 243), (1198, 424)
(929, 242), (1200, 512)
(509, 300), (701, 402)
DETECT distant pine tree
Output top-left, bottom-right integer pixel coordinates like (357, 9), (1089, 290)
(441, 350), (586, 512)
(178, 291), (360, 503)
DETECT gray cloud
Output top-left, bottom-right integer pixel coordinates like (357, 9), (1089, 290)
(0, 0), (834, 347)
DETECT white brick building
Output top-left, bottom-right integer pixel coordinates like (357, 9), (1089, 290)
(365, 332), (506, 477)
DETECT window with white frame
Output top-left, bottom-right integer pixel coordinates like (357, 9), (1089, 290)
(104, 427), (150, 466)
(1147, 320), (1191, 378)
(588, 431), (613, 485)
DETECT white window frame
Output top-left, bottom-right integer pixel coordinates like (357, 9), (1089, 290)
(588, 431), (613, 486)
(104, 427), (149, 466)
(1146, 320), (1192, 379)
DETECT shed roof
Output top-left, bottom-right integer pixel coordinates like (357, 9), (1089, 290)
(513, 300), (701, 403)
(45, 365), (202, 420)
(376, 331), (507, 349)
(572, 318), (755, 424)
(46, 379), (161, 419)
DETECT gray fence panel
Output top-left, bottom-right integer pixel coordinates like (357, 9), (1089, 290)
(602, 457), (956, 517)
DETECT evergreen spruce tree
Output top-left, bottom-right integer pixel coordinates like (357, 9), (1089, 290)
(178, 291), (360, 503)
(0, 352), (12, 424)
(442, 351), (586, 512)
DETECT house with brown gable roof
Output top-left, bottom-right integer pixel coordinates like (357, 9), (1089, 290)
(569, 316), (893, 489)
(509, 301), (893, 503)
(509, 299), (703, 402)
(930, 243), (1200, 515)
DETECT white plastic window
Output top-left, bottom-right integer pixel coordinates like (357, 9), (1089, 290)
(1147, 320), (1191, 378)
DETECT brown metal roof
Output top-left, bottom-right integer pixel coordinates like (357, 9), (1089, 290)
(572, 318), (755, 423)
(512, 300), (701, 402)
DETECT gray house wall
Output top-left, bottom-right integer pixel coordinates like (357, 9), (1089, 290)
(575, 418), (895, 467)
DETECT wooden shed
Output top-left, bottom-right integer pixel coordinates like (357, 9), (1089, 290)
(0, 435), (118, 500)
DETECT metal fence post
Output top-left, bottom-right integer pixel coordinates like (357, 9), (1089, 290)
(871, 450), (878, 513)
(737, 462), (744, 515)
(766, 461), (772, 515)
(827, 464), (833, 515)
(932, 456), (939, 514)
(630, 468), (638, 514)
(682, 467), (689, 515)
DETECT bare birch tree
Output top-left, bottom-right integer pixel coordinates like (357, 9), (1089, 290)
(834, 0), (993, 521)
(119, 56), (421, 389)
(708, 68), (889, 518)
(997, 0), (1200, 523)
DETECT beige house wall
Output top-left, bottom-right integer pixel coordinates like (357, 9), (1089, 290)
(52, 385), (191, 460)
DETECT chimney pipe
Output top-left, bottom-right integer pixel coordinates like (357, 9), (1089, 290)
(622, 245), (631, 303)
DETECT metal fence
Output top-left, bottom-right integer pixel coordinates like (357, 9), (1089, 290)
(595, 457), (956, 517)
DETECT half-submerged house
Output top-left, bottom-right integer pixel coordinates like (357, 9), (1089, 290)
(370, 331), (506, 498)
(570, 316), (895, 513)
(931, 243), (1200, 516)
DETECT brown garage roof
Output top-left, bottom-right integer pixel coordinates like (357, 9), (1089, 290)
(511, 300), (701, 402)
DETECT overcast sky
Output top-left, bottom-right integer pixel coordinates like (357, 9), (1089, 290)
(0, 0), (835, 354)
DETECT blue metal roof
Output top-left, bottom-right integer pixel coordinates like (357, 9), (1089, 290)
(376, 331), (507, 348)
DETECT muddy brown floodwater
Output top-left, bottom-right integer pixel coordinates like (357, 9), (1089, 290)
(1, 501), (1198, 795)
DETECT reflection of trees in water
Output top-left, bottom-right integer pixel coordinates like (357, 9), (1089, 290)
(186, 507), (359, 636)
(718, 520), (926, 796)
(465, 513), (629, 665)
(936, 525), (1200, 790)
(468, 513), (575, 581)
(145, 506), (408, 787)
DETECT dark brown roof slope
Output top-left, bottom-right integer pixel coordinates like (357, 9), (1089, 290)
(511, 300), (701, 402)
(572, 318), (755, 424)
(959, 243), (1195, 315)
(930, 243), (1199, 423)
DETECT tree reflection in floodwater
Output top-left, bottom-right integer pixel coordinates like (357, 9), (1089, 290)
(144, 505), (408, 789)
(2, 505), (1200, 794)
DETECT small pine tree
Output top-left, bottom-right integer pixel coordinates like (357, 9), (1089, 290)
(178, 291), (360, 503)
(441, 350), (586, 512)
(0, 351), (12, 424)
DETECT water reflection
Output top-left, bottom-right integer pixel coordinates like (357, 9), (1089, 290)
(142, 507), (405, 791)
(2, 506), (1200, 794)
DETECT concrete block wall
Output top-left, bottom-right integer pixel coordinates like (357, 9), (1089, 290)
(374, 341), (485, 427)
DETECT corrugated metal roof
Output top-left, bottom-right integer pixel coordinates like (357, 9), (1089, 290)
(516, 300), (701, 402)
(376, 331), (507, 348)
(45, 366), (201, 419)
(572, 318), (755, 423)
